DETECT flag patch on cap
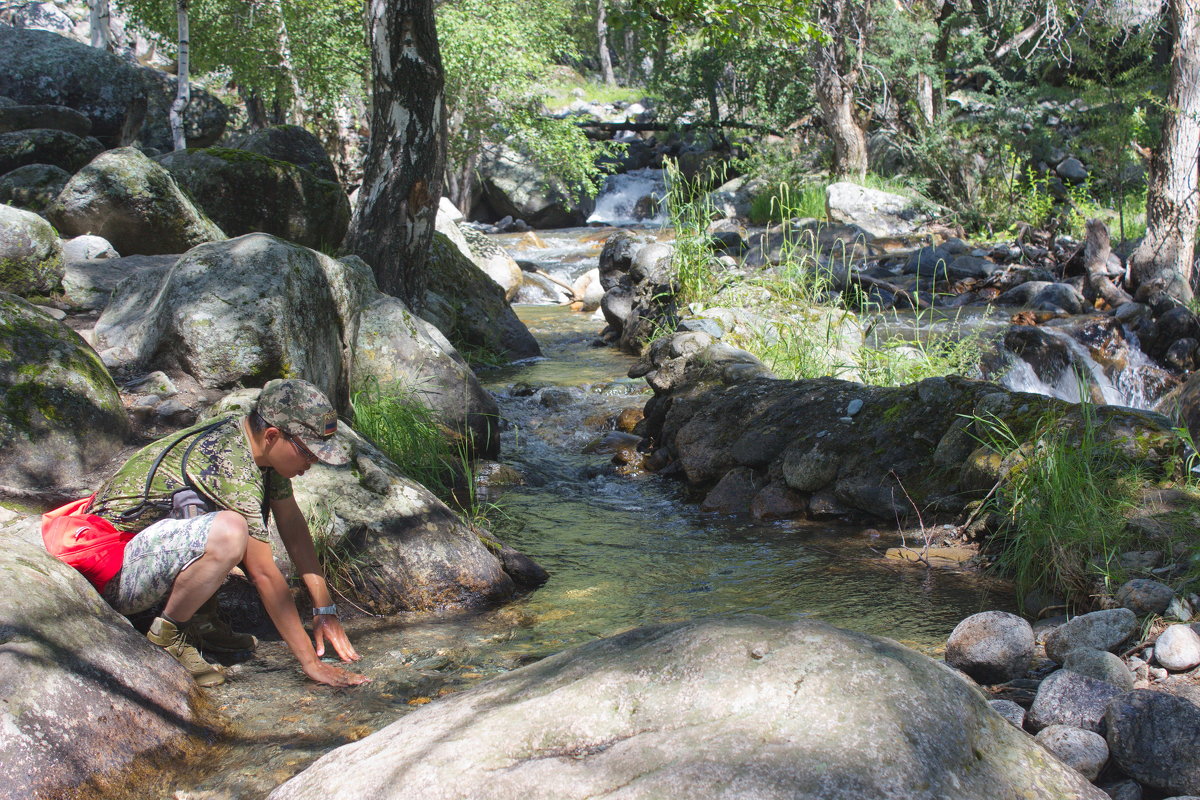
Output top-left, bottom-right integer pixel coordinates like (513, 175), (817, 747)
(322, 411), (337, 437)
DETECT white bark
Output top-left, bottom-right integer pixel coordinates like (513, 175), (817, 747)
(88, 0), (112, 51)
(267, 0), (307, 125)
(597, 0), (616, 87)
(169, 0), (191, 152)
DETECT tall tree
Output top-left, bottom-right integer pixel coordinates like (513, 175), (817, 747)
(169, 0), (191, 151)
(345, 0), (446, 305)
(88, 0), (114, 51)
(812, 0), (873, 179)
(1129, 0), (1200, 302)
(597, 0), (617, 85)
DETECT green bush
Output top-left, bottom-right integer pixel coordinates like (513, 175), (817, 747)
(349, 379), (459, 497)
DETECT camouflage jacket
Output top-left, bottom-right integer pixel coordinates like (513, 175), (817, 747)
(89, 415), (292, 541)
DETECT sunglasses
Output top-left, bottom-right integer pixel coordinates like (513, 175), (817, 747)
(283, 431), (319, 463)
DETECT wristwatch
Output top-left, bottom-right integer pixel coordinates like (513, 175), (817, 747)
(312, 604), (338, 617)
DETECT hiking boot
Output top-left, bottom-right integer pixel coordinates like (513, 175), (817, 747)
(148, 616), (226, 688)
(186, 595), (257, 653)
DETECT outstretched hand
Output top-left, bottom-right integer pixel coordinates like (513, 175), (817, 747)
(303, 660), (370, 687)
(313, 615), (362, 662)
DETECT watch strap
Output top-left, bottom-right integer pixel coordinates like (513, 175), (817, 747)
(312, 604), (338, 616)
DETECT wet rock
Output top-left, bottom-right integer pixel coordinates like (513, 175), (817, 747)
(0, 532), (203, 799)
(1044, 608), (1138, 664)
(699, 466), (762, 514)
(990, 698), (1026, 728)
(0, 163), (70, 214)
(1063, 648), (1135, 691)
(1027, 668), (1123, 733)
(1166, 337), (1199, 371)
(268, 616), (1108, 800)
(1105, 689), (1200, 795)
(1116, 579), (1175, 615)
(158, 147), (348, 250)
(945, 611), (1034, 684)
(1033, 283), (1085, 315)
(996, 280), (1055, 306)
(1036, 724), (1108, 780)
(615, 406), (643, 433)
(0, 27), (148, 145)
(0, 203), (63, 295)
(1153, 624), (1200, 671)
(0, 127), (104, 175)
(749, 481), (807, 521)
(48, 147), (225, 255)
(780, 443), (840, 492)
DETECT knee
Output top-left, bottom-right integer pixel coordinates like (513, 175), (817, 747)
(207, 511), (249, 562)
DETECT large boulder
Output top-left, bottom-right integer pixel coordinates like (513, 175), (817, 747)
(1044, 609), (1138, 664)
(158, 147), (350, 250)
(0, 293), (128, 490)
(138, 68), (229, 151)
(475, 142), (590, 228)
(94, 234), (371, 408)
(268, 615), (1107, 800)
(47, 147), (226, 255)
(0, 532), (205, 799)
(0, 26), (148, 145)
(944, 610), (1034, 684)
(0, 127), (104, 175)
(0, 103), (92, 136)
(422, 231), (542, 362)
(826, 181), (936, 238)
(1106, 689), (1200, 796)
(61, 252), (175, 312)
(353, 292), (502, 458)
(0, 162), (70, 214)
(233, 124), (339, 182)
(433, 200), (523, 301)
(0, 203), (63, 295)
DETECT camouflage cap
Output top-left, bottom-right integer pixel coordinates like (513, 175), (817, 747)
(256, 379), (350, 466)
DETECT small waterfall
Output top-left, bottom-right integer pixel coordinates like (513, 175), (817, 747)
(586, 168), (667, 226)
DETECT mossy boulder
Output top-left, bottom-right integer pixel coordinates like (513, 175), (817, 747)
(0, 203), (64, 295)
(422, 231), (541, 362)
(0, 103), (92, 136)
(137, 68), (229, 152)
(0, 128), (104, 175)
(0, 163), (70, 214)
(47, 147), (226, 256)
(0, 531), (204, 798)
(157, 147), (350, 250)
(233, 124), (339, 182)
(0, 293), (129, 490)
(0, 27), (147, 146)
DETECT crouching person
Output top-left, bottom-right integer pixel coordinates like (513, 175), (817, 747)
(84, 379), (368, 688)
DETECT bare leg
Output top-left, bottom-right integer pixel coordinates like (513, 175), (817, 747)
(163, 511), (249, 623)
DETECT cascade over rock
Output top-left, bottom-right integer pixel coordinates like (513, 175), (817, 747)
(268, 615), (1107, 800)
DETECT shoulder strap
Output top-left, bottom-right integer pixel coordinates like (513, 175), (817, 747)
(118, 418), (231, 522)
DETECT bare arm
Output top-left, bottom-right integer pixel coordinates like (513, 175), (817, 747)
(241, 533), (367, 687)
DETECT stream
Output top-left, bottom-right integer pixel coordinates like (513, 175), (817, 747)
(137, 231), (1016, 800)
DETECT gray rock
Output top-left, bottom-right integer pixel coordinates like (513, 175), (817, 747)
(0, 203), (63, 295)
(1033, 283), (1085, 315)
(0, 163), (70, 214)
(1044, 608), (1138, 663)
(945, 611), (1035, 684)
(948, 254), (998, 280)
(233, 124), (338, 182)
(0, 103), (92, 136)
(1036, 724), (1109, 781)
(478, 142), (590, 228)
(61, 252), (175, 311)
(1057, 157), (1088, 182)
(996, 280), (1056, 306)
(267, 616), (1108, 800)
(60, 234), (118, 263)
(1101, 781), (1142, 800)
(990, 698), (1026, 728)
(138, 68), (229, 151)
(1154, 624), (1200, 671)
(460, 226), (524, 301)
(1116, 578), (1175, 615)
(1106, 689), (1200, 795)
(157, 147), (348, 251)
(0, 27), (148, 146)
(780, 443), (840, 492)
(48, 147), (226, 255)
(825, 181), (936, 237)
(0, 532), (201, 799)
(1063, 648), (1135, 691)
(0, 293), (128, 489)
(125, 370), (177, 397)
(0, 127), (104, 175)
(700, 466), (762, 514)
(1028, 668), (1124, 733)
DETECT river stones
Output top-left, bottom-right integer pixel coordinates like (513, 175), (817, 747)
(1116, 578), (1175, 615)
(945, 610), (1034, 684)
(1035, 725), (1109, 781)
(990, 698), (1026, 728)
(1153, 624), (1200, 671)
(1105, 689), (1200, 795)
(1044, 608), (1138, 664)
(0, 532), (204, 799)
(1028, 668), (1124, 733)
(1062, 648), (1135, 691)
(268, 616), (1107, 800)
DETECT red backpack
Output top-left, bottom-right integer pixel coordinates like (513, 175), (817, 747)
(41, 495), (135, 593)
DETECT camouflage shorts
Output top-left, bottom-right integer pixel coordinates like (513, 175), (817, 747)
(102, 513), (216, 615)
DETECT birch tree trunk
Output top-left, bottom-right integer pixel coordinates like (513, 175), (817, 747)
(345, 0), (446, 306)
(267, 0), (307, 125)
(169, 0), (190, 152)
(597, 0), (616, 86)
(88, 0), (112, 51)
(1129, 0), (1200, 302)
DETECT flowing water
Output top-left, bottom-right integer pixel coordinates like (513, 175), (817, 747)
(129, 232), (1017, 800)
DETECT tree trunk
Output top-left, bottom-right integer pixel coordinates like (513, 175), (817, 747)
(88, 0), (112, 51)
(916, 73), (935, 127)
(597, 0), (616, 86)
(811, 0), (871, 180)
(267, 0), (307, 125)
(169, 0), (190, 152)
(239, 85), (269, 130)
(1130, 0), (1200, 302)
(345, 0), (446, 306)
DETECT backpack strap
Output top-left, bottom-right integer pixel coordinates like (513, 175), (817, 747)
(118, 418), (230, 522)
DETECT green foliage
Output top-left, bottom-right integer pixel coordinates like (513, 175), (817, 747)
(663, 159), (719, 307)
(350, 379), (460, 497)
(748, 181), (825, 224)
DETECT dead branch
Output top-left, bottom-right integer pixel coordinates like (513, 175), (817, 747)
(1084, 219), (1133, 308)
